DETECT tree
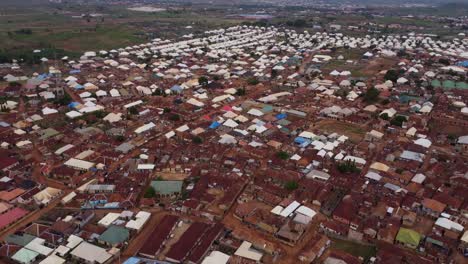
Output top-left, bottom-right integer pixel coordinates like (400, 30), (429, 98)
(247, 77), (259, 85)
(236, 87), (246, 96)
(337, 160), (361, 174)
(284, 181), (299, 191)
(276, 151), (289, 160)
(169, 113), (180, 121)
(198, 76), (208, 86)
(192, 136), (203, 144)
(384, 69), (399, 82)
(271, 69), (278, 79)
(390, 115), (407, 127)
(128, 106), (138, 115)
(380, 113), (390, 121)
(144, 186), (156, 198)
(363, 87), (380, 103)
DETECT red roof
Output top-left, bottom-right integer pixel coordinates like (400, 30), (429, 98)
(139, 215), (178, 258)
(165, 222), (209, 262)
(0, 207), (28, 229)
(0, 156), (18, 171)
(187, 223), (223, 263)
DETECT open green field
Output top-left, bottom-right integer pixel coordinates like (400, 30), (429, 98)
(0, 4), (246, 62)
(331, 238), (377, 262)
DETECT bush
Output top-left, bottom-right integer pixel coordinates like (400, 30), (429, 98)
(390, 115), (407, 127)
(337, 160), (361, 174)
(144, 186), (156, 198)
(363, 87), (380, 103)
(284, 181), (299, 191)
(192, 136), (203, 144)
(276, 151), (289, 160)
(384, 69), (400, 82)
(169, 113), (180, 121)
(198, 76), (208, 86)
(247, 77), (259, 85)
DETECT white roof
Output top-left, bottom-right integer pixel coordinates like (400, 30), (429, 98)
(247, 108), (264, 116)
(270, 205), (283, 215)
(124, 100), (143, 109)
(202, 251), (230, 264)
(135, 122), (156, 134)
(165, 130), (176, 139)
(64, 158), (94, 170)
(55, 144), (74, 155)
(70, 242), (112, 264)
(223, 119), (239, 128)
(98, 212), (120, 227)
(411, 173), (426, 184)
(343, 155), (366, 165)
(176, 124), (190, 132)
(65, 235), (84, 249)
(414, 138), (432, 148)
(365, 171), (382, 181)
(125, 211), (151, 231)
(39, 255), (66, 264)
(435, 217), (464, 232)
(298, 131), (316, 139)
(234, 241), (263, 262)
(137, 164), (155, 170)
(295, 206), (316, 218)
(25, 238), (54, 256)
(280, 201), (301, 217)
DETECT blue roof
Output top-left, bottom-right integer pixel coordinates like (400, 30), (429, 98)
(69, 70), (81, 74)
(170, 85), (183, 92)
(123, 257), (141, 264)
(209, 121), (221, 129)
(74, 84), (84, 90)
(276, 113), (287, 120)
(68, 102), (80, 108)
(0, 121), (10, 127)
(457, 61), (468, 67)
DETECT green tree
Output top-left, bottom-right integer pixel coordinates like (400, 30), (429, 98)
(247, 77), (259, 85)
(169, 113), (180, 121)
(198, 76), (209, 86)
(144, 186), (156, 198)
(390, 115), (407, 127)
(363, 87), (380, 103)
(384, 69), (399, 82)
(192, 136), (203, 144)
(276, 151), (289, 160)
(337, 160), (361, 174)
(128, 106), (138, 115)
(284, 181), (299, 191)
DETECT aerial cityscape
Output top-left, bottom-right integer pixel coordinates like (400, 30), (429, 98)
(0, 0), (467, 263)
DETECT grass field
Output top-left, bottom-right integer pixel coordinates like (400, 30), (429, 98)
(315, 119), (366, 143)
(0, 4), (245, 60)
(331, 238), (377, 262)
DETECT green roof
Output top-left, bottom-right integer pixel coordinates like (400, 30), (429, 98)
(12, 248), (39, 264)
(443, 80), (456, 89)
(456, 82), (468, 90)
(5, 233), (36, 247)
(98, 225), (129, 245)
(150, 180), (183, 195)
(396, 228), (421, 246)
(431, 80), (441, 87)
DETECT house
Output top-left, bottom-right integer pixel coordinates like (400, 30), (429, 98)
(150, 180), (183, 198)
(98, 225), (130, 246)
(456, 135), (468, 155)
(395, 228), (421, 249)
(421, 198), (446, 218)
(70, 242), (113, 264)
(298, 234), (330, 263)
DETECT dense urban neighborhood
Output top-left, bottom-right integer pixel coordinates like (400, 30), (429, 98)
(0, 1), (468, 264)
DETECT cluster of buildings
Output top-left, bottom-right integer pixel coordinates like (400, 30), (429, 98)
(0, 23), (468, 263)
